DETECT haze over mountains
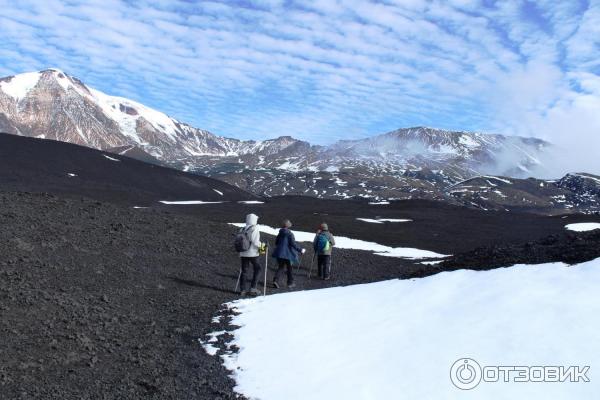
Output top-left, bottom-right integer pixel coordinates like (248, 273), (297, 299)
(1, 68), (599, 214)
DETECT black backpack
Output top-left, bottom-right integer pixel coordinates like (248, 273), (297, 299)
(234, 227), (251, 252)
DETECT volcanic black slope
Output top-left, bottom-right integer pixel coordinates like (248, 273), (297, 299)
(2, 133), (600, 399)
(0, 132), (256, 204)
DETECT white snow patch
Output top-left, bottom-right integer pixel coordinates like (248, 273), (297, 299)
(201, 342), (219, 356)
(482, 176), (513, 184)
(103, 155), (120, 162)
(205, 330), (226, 343)
(213, 189), (224, 196)
(0, 71), (41, 101)
(420, 260), (443, 265)
(160, 200), (225, 205)
(214, 258), (600, 399)
(229, 223), (446, 259)
(356, 218), (412, 224)
(458, 134), (480, 148)
(133, 206), (148, 209)
(574, 173), (600, 184)
(368, 201), (390, 205)
(333, 176), (348, 186)
(565, 223), (600, 232)
(90, 87), (181, 144)
(67, 173), (77, 177)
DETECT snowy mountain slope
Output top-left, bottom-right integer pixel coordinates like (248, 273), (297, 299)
(1, 70), (547, 180)
(193, 127), (548, 189)
(205, 258), (600, 399)
(0, 69), (306, 165)
(446, 172), (600, 214)
(3, 69), (595, 214)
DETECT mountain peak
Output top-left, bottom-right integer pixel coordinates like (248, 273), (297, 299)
(41, 67), (66, 75)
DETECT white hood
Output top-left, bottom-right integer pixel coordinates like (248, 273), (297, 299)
(245, 213), (258, 227)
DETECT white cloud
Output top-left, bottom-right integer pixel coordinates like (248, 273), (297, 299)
(0, 0), (598, 175)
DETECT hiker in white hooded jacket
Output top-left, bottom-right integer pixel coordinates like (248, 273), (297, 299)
(238, 213), (263, 296)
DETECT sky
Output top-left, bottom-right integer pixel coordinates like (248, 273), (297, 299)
(0, 0), (599, 171)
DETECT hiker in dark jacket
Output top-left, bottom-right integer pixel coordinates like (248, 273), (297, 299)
(272, 219), (305, 289)
(313, 223), (335, 280)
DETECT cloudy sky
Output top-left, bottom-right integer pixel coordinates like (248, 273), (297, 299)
(0, 0), (599, 163)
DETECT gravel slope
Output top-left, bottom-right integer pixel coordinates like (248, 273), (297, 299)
(0, 191), (421, 399)
(3, 191), (600, 399)
(2, 134), (600, 399)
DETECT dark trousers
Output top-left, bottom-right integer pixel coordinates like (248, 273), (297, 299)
(274, 258), (294, 285)
(240, 257), (261, 291)
(318, 255), (331, 278)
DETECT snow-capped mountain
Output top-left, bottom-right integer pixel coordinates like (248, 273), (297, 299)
(0, 69), (545, 177)
(3, 68), (595, 214)
(0, 69), (305, 165)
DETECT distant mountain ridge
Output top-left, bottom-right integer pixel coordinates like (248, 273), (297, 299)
(0, 69), (546, 175)
(5, 68), (597, 215)
(0, 69), (305, 164)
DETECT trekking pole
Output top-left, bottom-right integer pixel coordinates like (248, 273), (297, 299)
(263, 245), (268, 296)
(308, 252), (316, 279)
(235, 266), (242, 293)
(329, 248), (334, 279)
(296, 252), (303, 272)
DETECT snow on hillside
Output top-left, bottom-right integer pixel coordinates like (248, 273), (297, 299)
(356, 218), (412, 223)
(206, 258), (600, 399)
(89, 87), (180, 143)
(565, 223), (600, 232)
(229, 223), (447, 259)
(159, 200), (225, 205)
(0, 71), (41, 101)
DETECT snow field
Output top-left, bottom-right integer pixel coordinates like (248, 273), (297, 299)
(207, 258), (600, 399)
(565, 223), (600, 232)
(0, 71), (41, 101)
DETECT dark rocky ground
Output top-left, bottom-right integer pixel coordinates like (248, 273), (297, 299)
(2, 135), (600, 399)
(0, 132), (256, 204)
(2, 191), (600, 399)
(155, 196), (600, 255)
(441, 229), (600, 271)
(0, 191), (437, 399)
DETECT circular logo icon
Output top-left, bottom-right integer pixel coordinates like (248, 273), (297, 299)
(450, 358), (482, 390)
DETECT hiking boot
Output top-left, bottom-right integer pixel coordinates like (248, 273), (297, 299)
(288, 282), (296, 289)
(250, 288), (261, 296)
(272, 281), (280, 289)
